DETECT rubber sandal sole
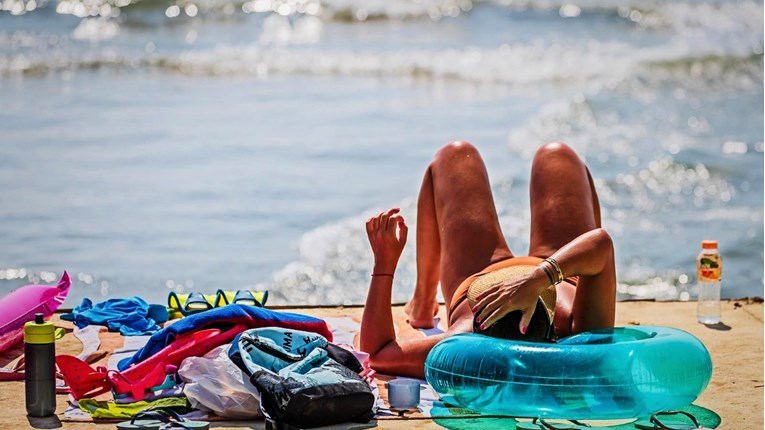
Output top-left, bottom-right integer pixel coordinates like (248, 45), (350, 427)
(115, 419), (162, 430)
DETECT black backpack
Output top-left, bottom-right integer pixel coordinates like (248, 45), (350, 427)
(228, 327), (375, 429)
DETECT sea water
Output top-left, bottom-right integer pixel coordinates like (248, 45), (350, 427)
(0, 0), (763, 307)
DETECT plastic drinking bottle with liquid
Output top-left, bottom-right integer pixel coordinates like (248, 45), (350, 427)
(697, 240), (722, 324)
(24, 313), (56, 417)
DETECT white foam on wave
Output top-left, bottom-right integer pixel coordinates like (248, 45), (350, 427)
(319, 0), (473, 21)
(72, 17), (119, 41)
(645, 1), (762, 36)
(488, 0), (762, 35)
(39, 0), (761, 34)
(11, 0), (470, 21)
(159, 41), (639, 83)
(2, 0), (762, 82)
(0, 38), (622, 79)
(260, 202), (418, 306)
(4, 29), (760, 95)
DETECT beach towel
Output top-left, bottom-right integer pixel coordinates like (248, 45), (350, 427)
(62, 297), (167, 336)
(118, 305), (332, 371)
(78, 396), (188, 419)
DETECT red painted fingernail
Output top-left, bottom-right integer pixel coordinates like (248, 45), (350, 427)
(520, 326), (527, 335)
(475, 317), (480, 323)
(479, 323), (485, 330)
(475, 294), (481, 301)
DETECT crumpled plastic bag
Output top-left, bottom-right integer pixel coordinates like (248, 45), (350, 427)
(178, 344), (263, 419)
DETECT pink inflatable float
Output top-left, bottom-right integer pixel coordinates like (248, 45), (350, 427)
(0, 272), (70, 353)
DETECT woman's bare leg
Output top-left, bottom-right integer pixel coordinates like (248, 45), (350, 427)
(406, 141), (513, 327)
(528, 142), (615, 335)
(404, 166), (442, 328)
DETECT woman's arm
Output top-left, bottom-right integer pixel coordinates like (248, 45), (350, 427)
(473, 228), (616, 334)
(359, 208), (468, 378)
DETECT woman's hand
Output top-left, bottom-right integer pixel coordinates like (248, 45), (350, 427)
(366, 208), (408, 274)
(472, 267), (547, 334)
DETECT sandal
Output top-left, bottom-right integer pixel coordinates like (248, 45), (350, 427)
(167, 292), (214, 317)
(634, 410), (704, 429)
(517, 418), (591, 430)
(118, 408), (209, 430)
(116, 413), (162, 430)
(232, 289), (267, 307)
(214, 289), (268, 308)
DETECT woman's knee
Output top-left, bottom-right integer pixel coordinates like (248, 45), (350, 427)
(534, 141), (580, 161)
(433, 140), (479, 163)
(432, 140), (481, 168)
(591, 228), (613, 251)
(532, 142), (585, 171)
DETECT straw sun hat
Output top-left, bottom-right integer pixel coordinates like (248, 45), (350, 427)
(466, 261), (557, 342)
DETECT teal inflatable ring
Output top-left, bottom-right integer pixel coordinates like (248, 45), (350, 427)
(424, 326), (712, 419)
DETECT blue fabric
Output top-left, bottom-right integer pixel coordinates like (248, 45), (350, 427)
(117, 304), (331, 371)
(228, 328), (329, 375)
(61, 297), (162, 336)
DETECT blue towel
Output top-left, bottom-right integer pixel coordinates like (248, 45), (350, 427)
(117, 304), (332, 371)
(61, 297), (167, 336)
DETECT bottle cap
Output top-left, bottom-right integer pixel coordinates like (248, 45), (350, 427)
(701, 240), (718, 249)
(24, 313), (55, 344)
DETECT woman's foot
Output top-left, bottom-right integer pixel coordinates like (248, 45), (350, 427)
(404, 299), (440, 329)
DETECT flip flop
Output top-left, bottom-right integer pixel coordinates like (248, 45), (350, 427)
(167, 292), (214, 317)
(517, 418), (592, 430)
(116, 416), (162, 430)
(214, 289), (268, 308)
(128, 408), (209, 430)
(232, 289), (267, 307)
(0, 369), (25, 381)
(634, 410), (704, 429)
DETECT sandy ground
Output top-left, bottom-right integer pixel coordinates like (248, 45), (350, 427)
(0, 299), (762, 430)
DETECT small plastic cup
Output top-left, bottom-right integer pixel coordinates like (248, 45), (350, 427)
(387, 378), (421, 409)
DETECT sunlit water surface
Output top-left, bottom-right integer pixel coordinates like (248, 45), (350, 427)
(1, 0), (762, 307)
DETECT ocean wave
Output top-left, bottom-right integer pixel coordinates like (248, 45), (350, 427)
(5, 0), (762, 36)
(645, 53), (764, 91)
(0, 42), (614, 80)
(4, 35), (761, 91)
(487, 0), (763, 33)
(259, 203), (418, 306)
(2, 0), (474, 21)
(157, 42), (640, 83)
(3, 2), (761, 86)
